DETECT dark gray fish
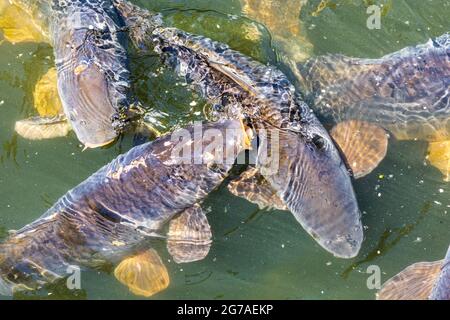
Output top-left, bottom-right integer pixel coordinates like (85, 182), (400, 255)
(296, 33), (450, 178)
(5, 0), (133, 148)
(114, 0), (363, 258)
(378, 245), (450, 300)
(298, 33), (450, 142)
(0, 119), (247, 295)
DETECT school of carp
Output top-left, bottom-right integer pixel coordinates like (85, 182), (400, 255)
(0, 0), (448, 300)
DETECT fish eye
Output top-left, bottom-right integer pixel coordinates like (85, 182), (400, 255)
(312, 135), (325, 150)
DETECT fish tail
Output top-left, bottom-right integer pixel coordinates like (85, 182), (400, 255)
(0, 199), (151, 296)
(0, 215), (71, 296)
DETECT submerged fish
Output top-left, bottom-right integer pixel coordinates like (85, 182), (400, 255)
(0, 0), (133, 148)
(240, 0), (313, 63)
(297, 33), (450, 179)
(236, 1), (449, 180)
(114, 0), (363, 259)
(378, 245), (450, 300)
(0, 120), (249, 296)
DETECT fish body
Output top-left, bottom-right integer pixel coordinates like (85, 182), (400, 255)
(430, 246), (450, 300)
(378, 245), (450, 300)
(115, 1), (363, 258)
(4, 0), (133, 147)
(0, 120), (247, 295)
(297, 33), (450, 142)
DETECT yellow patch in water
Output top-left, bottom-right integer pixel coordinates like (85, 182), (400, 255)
(242, 0), (303, 37)
(0, 0), (9, 15)
(114, 249), (170, 297)
(0, 4), (48, 44)
(243, 23), (262, 42)
(240, 0), (313, 62)
(428, 140), (450, 182)
(311, 0), (337, 17)
(33, 68), (63, 117)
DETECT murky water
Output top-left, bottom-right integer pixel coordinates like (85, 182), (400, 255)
(0, 0), (449, 299)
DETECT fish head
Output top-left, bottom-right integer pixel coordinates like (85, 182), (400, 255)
(258, 105), (363, 258)
(54, 15), (131, 149)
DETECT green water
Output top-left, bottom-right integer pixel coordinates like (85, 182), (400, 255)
(0, 0), (449, 300)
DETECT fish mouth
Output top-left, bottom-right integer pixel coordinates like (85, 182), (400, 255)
(83, 138), (117, 150)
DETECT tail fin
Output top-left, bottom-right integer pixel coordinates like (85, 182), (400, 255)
(377, 260), (443, 300)
(0, 212), (87, 296)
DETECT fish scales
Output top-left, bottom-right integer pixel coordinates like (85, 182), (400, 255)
(298, 33), (450, 141)
(115, 0), (363, 259)
(0, 120), (246, 293)
(6, 0), (134, 146)
(114, 0), (314, 134)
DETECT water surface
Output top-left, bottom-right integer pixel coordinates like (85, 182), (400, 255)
(0, 0), (449, 299)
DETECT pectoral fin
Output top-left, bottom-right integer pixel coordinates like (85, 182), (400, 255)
(0, 4), (48, 44)
(427, 140), (450, 182)
(15, 68), (71, 140)
(228, 167), (288, 211)
(114, 249), (170, 298)
(33, 68), (63, 117)
(167, 205), (212, 264)
(15, 115), (71, 140)
(377, 260), (444, 300)
(330, 120), (389, 179)
(257, 127), (363, 258)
